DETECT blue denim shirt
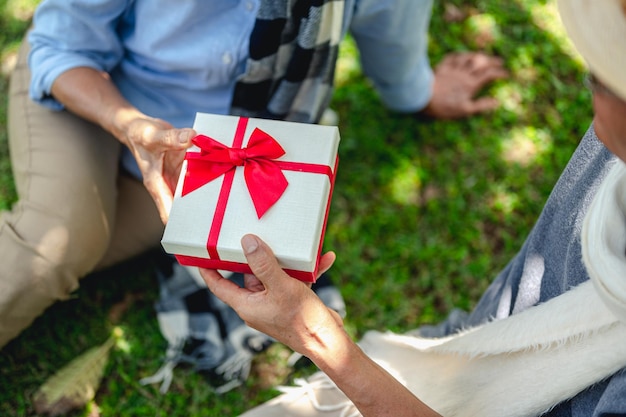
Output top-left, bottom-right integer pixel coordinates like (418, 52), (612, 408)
(28, 0), (434, 130)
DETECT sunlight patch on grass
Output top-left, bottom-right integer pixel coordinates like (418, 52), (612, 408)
(500, 125), (551, 166)
(335, 36), (361, 87)
(493, 83), (525, 115)
(464, 13), (501, 49)
(509, 44), (537, 75)
(4, 0), (37, 21)
(389, 160), (422, 205)
(1, 0), (37, 72)
(0, 50), (17, 75)
(517, 0), (585, 68)
(490, 184), (521, 215)
(114, 330), (131, 354)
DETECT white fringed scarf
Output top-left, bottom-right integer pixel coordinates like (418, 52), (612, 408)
(357, 161), (626, 417)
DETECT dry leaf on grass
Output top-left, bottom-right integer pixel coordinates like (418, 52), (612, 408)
(32, 328), (122, 416)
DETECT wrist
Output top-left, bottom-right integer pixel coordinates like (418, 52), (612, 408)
(304, 323), (360, 374)
(102, 105), (145, 146)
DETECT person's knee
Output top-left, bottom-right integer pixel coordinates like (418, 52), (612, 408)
(0, 216), (92, 347)
(51, 200), (114, 275)
(4, 193), (114, 281)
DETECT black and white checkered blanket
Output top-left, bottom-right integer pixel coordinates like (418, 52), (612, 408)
(231, 0), (345, 123)
(141, 256), (345, 393)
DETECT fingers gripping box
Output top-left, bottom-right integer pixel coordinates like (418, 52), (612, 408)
(161, 113), (340, 282)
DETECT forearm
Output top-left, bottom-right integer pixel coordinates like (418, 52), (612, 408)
(201, 236), (440, 415)
(306, 326), (441, 417)
(50, 66), (191, 222)
(50, 67), (145, 147)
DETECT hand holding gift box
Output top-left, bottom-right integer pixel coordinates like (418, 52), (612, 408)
(162, 113), (340, 282)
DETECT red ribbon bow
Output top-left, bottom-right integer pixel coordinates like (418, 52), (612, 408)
(182, 127), (289, 218)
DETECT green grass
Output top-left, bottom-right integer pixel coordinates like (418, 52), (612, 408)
(0, 0), (593, 416)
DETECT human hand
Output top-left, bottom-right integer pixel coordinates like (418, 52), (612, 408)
(199, 235), (343, 355)
(123, 117), (195, 223)
(421, 52), (509, 119)
(48, 67), (194, 222)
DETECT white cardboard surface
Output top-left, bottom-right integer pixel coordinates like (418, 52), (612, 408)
(162, 113), (340, 273)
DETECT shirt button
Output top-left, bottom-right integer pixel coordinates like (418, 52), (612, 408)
(222, 53), (233, 65)
(245, 1), (254, 11)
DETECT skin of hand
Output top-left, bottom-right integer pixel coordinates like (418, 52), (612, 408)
(50, 67), (195, 223)
(421, 51), (509, 119)
(199, 235), (441, 417)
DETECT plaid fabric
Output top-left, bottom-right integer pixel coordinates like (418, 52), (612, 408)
(141, 255), (346, 394)
(230, 0), (345, 123)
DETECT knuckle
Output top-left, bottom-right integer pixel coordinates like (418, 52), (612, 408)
(251, 256), (275, 278)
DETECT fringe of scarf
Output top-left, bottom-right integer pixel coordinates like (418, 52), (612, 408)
(230, 0), (344, 124)
(359, 161), (626, 417)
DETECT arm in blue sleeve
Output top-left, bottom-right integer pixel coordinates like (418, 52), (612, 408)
(348, 0), (434, 113)
(28, 0), (131, 109)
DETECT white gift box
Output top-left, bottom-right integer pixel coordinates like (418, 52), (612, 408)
(162, 113), (340, 282)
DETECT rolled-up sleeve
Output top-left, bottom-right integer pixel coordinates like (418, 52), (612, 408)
(28, 0), (129, 109)
(349, 0), (434, 113)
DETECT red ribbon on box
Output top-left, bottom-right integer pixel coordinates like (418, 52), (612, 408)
(183, 126), (289, 219)
(176, 117), (336, 281)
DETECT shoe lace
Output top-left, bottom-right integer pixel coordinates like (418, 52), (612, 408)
(278, 373), (361, 417)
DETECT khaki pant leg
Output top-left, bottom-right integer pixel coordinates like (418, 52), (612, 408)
(0, 41), (161, 347)
(94, 174), (163, 270)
